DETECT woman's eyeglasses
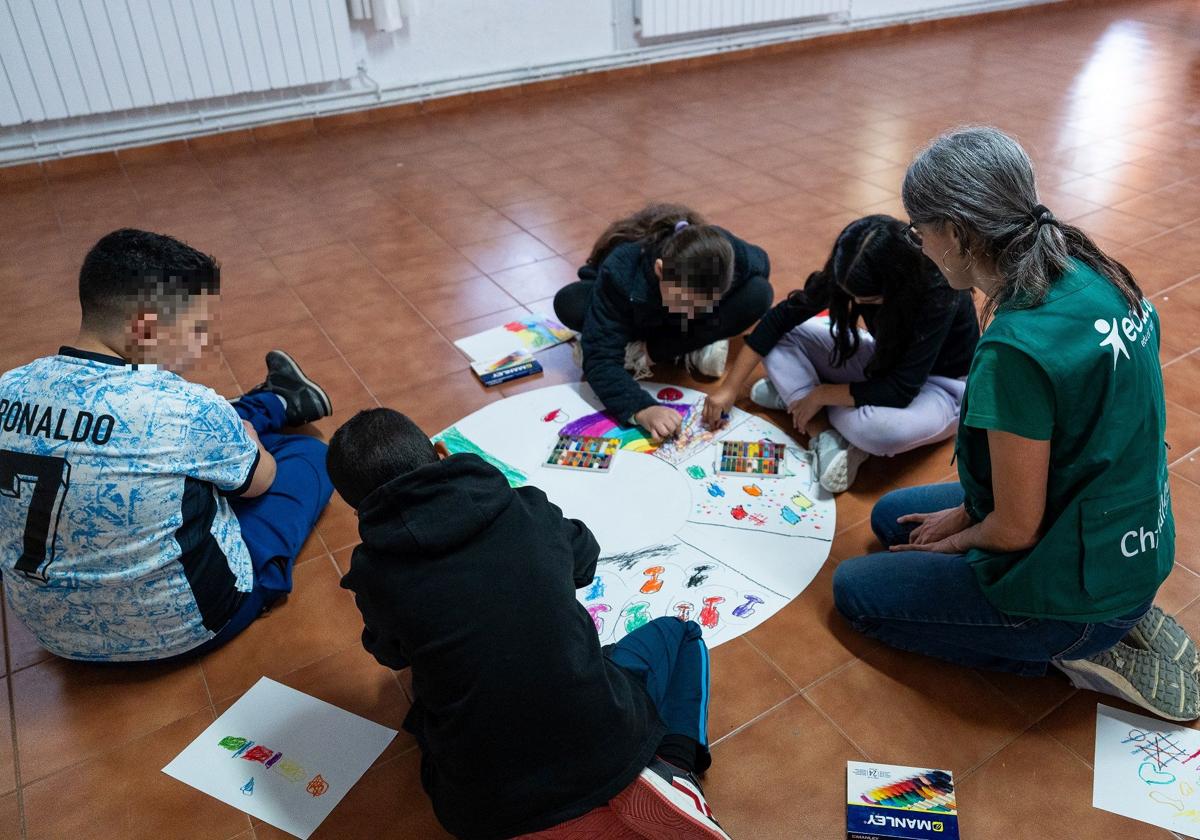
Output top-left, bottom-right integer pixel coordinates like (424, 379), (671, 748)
(902, 223), (923, 250)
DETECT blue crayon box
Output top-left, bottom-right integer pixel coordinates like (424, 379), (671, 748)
(846, 761), (959, 840)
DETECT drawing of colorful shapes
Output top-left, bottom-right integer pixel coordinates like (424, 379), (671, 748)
(561, 404), (691, 452)
(432, 426), (528, 487)
(686, 465), (706, 480)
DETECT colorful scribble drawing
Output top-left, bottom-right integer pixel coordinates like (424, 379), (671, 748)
(503, 315), (575, 351)
(791, 492), (814, 510)
(542, 408), (568, 423)
(730, 505), (748, 520)
(748, 512), (768, 526)
(674, 602), (694, 621)
(585, 576), (606, 601)
(274, 758), (308, 783)
(562, 404), (690, 452)
(653, 400), (728, 466)
(699, 596), (725, 629)
(622, 602), (652, 633)
(598, 543), (678, 571)
(432, 426), (528, 487)
(687, 564), (714, 588)
(218, 735), (320, 790)
(306, 774), (330, 797)
(241, 777), (255, 796)
(641, 566), (666, 594)
(732, 594), (765, 618)
(242, 745), (275, 764)
(780, 506), (801, 525)
(219, 736), (249, 753)
(706, 483), (725, 498)
(686, 465), (706, 480)
(588, 603), (611, 634)
(743, 484), (762, 497)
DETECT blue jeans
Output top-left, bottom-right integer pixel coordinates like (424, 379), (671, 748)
(606, 617), (712, 774)
(832, 483), (1150, 676)
(181, 392), (333, 657)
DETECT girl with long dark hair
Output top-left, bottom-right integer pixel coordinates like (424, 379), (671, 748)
(703, 215), (980, 493)
(833, 127), (1195, 722)
(554, 203), (772, 439)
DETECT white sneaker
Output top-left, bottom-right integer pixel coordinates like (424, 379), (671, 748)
(813, 429), (869, 493)
(685, 340), (728, 378)
(625, 341), (654, 380)
(749, 378), (786, 410)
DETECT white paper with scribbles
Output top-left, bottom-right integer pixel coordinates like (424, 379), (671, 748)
(1093, 702), (1200, 837)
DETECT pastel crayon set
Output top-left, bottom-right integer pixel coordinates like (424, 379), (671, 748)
(846, 762), (958, 840)
(715, 440), (786, 477)
(544, 434), (620, 472)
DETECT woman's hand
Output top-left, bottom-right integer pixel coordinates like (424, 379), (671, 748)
(702, 386), (736, 427)
(635, 405), (683, 440)
(890, 505), (972, 553)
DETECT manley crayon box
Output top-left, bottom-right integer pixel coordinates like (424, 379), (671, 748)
(846, 762), (959, 840)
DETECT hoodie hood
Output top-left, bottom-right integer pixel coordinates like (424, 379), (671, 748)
(355, 453), (515, 556)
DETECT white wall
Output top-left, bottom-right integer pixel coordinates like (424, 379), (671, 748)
(0, 0), (1062, 166)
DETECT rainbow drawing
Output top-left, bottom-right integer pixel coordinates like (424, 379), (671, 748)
(502, 316), (575, 351)
(561, 404), (691, 452)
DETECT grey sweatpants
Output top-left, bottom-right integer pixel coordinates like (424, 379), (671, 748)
(762, 317), (964, 458)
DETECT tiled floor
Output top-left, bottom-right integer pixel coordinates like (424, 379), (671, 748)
(1, 1), (1199, 837)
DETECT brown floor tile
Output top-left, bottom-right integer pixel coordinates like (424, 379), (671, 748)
(403, 275), (519, 328)
(745, 562), (878, 690)
(706, 638), (796, 743)
(1164, 352), (1200, 408)
(806, 645), (1031, 773)
(458, 231), (556, 274)
(429, 208), (521, 247)
(488, 257), (579, 305)
(705, 696), (866, 839)
(0, 679), (12, 795)
(1172, 474), (1200, 576)
(12, 658), (209, 783)
(0, 793), (17, 840)
(4, 605), (51, 673)
(253, 752), (449, 840)
(271, 241), (374, 287)
(375, 372), (501, 436)
(22, 710), (252, 840)
(199, 558), (363, 702)
(1153, 277), (1200, 361)
(218, 288), (313, 342)
(315, 494), (361, 554)
(1166, 400), (1200, 465)
(1036, 688), (1172, 769)
(956, 729), (1172, 840)
(1176, 452), (1200, 487)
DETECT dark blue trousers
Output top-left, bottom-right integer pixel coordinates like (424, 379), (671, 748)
(188, 392), (333, 655)
(607, 617), (713, 774)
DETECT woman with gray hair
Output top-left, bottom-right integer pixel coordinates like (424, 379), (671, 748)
(832, 126), (1195, 721)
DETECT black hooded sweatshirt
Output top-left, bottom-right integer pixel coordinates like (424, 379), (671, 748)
(339, 453), (665, 839)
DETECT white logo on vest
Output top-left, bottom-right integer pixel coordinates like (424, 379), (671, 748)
(1095, 318), (1130, 369)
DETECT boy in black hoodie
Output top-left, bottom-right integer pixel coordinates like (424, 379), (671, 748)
(327, 408), (730, 840)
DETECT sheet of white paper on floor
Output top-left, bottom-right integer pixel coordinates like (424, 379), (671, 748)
(163, 677), (398, 839)
(1093, 702), (1200, 838)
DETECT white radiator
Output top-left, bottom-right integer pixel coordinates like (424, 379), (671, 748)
(0, 0), (356, 128)
(637, 0), (851, 41)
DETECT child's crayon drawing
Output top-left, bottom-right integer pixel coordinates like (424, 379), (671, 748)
(1093, 703), (1200, 834)
(598, 543), (678, 572)
(686, 564), (714, 588)
(641, 566), (666, 594)
(542, 408), (568, 423)
(732, 594), (764, 618)
(502, 315), (575, 350)
(622, 602), (652, 633)
(652, 399), (732, 466)
(706, 482), (725, 498)
(587, 604), (611, 634)
(585, 576), (606, 601)
(686, 465), (706, 479)
(561, 404), (692, 453)
(657, 387), (684, 401)
(699, 596), (724, 629)
(432, 426), (528, 488)
(306, 775), (329, 797)
(241, 777), (255, 796)
(674, 601), (694, 621)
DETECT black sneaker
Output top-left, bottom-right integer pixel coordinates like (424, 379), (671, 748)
(256, 350), (333, 427)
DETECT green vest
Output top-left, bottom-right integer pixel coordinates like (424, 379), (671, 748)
(957, 260), (1173, 621)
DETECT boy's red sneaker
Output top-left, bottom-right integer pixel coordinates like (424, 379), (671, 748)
(610, 757), (732, 839)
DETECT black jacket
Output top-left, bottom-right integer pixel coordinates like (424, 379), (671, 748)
(580, 227), (771, 421)
(744, 270), (979, 408)
(340, 454), (665, 839)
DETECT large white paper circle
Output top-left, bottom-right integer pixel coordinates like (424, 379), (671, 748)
(436, 382), (835, 648)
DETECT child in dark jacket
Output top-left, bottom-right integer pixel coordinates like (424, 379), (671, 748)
(554, 203), (773, 439)
(703, 215), (979, 494)
(326, 409), (730, 840)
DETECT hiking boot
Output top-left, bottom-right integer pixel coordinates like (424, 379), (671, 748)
(684, 340), (728, 378)
(750, 377), (786, 410)
(1125, 605), (1199, 672)
(625, 341), (654, 381)
(1054, 642), (1200, 722)
(813, 428), (869, 494)
(611, 757), (731, 840)
(254, 350), (333, 427)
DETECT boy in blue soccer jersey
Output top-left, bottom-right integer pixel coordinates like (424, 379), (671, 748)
(0, 229), (334, 661)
